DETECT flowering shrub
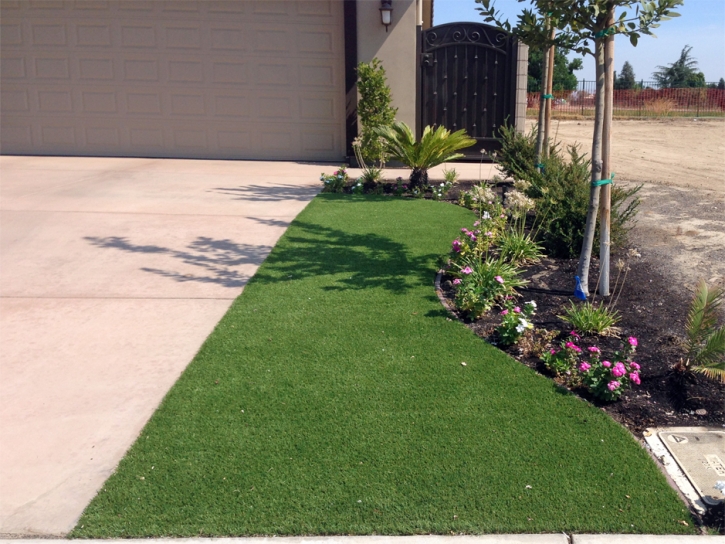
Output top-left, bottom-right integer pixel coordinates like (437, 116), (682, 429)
(431, 181), (453, 201)
(352, 179), (364, 194)
(320, 167), (348, 193)
(541, 334), (641, 401)
(541, 331), (583, 377)
(496, 300), (536, 346)
(451, 256), (527, 318)
(580, 337), (640, 401)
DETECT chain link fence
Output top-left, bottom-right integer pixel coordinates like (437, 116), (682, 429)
(527, 80), (725, 118)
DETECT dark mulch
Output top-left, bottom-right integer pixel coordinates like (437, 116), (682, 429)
(439, 251), (724, 438)
(436, 179), (724, 438)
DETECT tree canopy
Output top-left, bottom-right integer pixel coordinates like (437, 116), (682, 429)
(652, 45), (706, 88)
(528, 47), (583, 92)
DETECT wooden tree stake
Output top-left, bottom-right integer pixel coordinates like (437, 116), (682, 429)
(599, 10), (615, 296)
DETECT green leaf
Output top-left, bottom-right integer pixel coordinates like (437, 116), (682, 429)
(629, 33), (638, 47)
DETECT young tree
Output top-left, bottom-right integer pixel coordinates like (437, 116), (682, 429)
(356, 58), (397, 165)
(476, 0), (683, 295)
(528, 47), (584, 91)
(718, 78), (725, 90)
(653, 45), (706, 88)
(614, 60), (636, 89)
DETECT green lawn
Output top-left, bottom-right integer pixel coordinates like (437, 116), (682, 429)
(72, 195), (693, 536)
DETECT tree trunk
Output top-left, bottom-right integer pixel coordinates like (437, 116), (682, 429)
(543, 32), (556, 158)
(535, 18), (550, 164)
(599, 10), (615, 297)
(410, 167), (428, 191)
(576, 37), (606, 296)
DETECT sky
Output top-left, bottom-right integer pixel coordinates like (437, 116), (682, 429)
(433, 0), (725, 83)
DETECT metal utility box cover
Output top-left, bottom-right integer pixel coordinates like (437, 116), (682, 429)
(659, 428), (725, 506)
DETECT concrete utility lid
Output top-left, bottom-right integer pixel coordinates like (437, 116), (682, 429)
(657, 428), (725, 506)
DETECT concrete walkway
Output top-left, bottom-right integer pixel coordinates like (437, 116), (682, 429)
(0, 156), (323, 535)
(3, 535), (724, 543)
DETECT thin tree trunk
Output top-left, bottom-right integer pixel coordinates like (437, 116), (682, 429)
(543, 32), (556, 158)
(576, 37), (606, 296)
(599, 11), (615, 296)
(535, 18), (550, 163)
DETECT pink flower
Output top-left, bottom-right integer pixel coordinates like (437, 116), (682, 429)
(462, 266), (473, 275)
(629, 362), (640, 371)
(461, 228), (468, 233)
(452, 240), (462, 252)
(550, 348), (557, 355)
(612, 362), (627, 378)
(494, 276), (504, 284)
(579, 362), (591, 372)
(607, 380), (621, 391)
(469, 235), (477, 242)
(588, 346), (601, 353)
(513, 306), (521, 313)
(628, 336), (638, 347)
(473, 221), (480, 227)
(602, 360), (612, 368)
(485, 231), (493, 237)
(500, 309), (509, 315)
(500, 214), (506, 218)
(565, 342), (582, 353)
(570, 331), (581, 339)
(629, 372), (641, 385)
(453, 278), (461, 285)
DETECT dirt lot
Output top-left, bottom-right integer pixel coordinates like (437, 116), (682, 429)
(540, 117), (725, 192)
(529, 118), (725, 292)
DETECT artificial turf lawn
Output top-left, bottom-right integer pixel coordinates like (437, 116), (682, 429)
(72, 195), (693, 536)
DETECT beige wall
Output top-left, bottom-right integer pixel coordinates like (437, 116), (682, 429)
(356, 0), (418, 132)
(516, 42), (530, 133)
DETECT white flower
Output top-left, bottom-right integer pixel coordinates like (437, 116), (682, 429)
(516, 324), (525, 333)
(526, 300), (537, 308)
(440, 183), (444, 187)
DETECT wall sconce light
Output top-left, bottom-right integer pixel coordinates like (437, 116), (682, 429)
(380, 0), (392, 32)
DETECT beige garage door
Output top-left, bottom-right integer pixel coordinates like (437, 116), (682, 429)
(0, 0), (345, 161)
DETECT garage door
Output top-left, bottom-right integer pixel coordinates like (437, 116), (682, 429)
(0, 0), (346, 161)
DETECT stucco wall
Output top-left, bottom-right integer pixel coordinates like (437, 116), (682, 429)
(356, 0), (418, 132)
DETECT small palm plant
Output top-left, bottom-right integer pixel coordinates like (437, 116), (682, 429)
(672, 280), (725, 383)
(375, 122), (475, 190)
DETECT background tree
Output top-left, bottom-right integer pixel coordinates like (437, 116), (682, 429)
(614, 60), (636, 89)
(528, 47), (583, 92)
(719, 78), (725, 90)
(652, 45), (706, 88)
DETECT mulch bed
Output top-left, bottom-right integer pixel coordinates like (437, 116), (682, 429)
(348, 178), (724, 438)
(440, 179), (724, 438)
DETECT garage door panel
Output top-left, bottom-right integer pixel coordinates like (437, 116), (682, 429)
(1, 0), (345, 161)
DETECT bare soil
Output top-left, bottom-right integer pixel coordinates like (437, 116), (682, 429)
(529, 117), (725, 193)
(534, 118), (725, 294)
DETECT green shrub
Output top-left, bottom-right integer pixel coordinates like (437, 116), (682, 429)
(496, 299), (536, 346)
(356, 58), (397, 165)
(498, 228), (544, 265)
(376, 122), (475, 190)
(450, 255), (527, 318)
(559, 301), (621, 335)
(672, 280), (725, 383)
(495, 125), (641, 258)
(320, 167), (348, 193)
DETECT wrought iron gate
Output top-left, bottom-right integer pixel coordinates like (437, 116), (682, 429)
(420, 23), (519, 160)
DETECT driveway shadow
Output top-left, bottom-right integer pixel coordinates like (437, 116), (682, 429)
(84, 235), (272, 289)
(211, 184), (319, 202)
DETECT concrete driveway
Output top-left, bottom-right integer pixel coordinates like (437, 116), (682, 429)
(0, 156), (323, 535)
